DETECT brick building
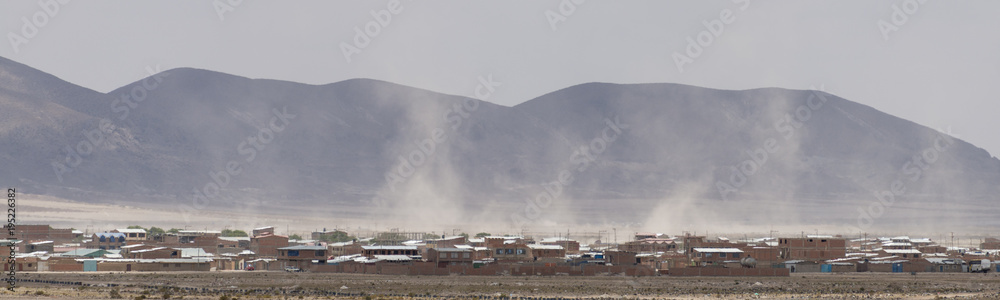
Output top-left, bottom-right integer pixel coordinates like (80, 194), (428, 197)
(426, 248), (473, 267)
(91, 232), (127, 250)
(540, 237), (581, 254)
(620, 238), (676, 253)
(278, 245), (327, 269)
(692, 248), (744, 266)
(491, 243), (532, 262)
(252, 226), (275, 237)
(362, 245), (419, 257)
(778, 236), (846, 261)
(1, 224), (78, 244)
(527, 244), (566, 259)
(128, 247), (181, 259)
(250, 234), (289, 257)
(113, 228), (148, 241)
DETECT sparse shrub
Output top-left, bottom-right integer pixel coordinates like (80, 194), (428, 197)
(219, 295), (230, 300)
(109, 288), (123, 299)
(34, 290), (45, 296)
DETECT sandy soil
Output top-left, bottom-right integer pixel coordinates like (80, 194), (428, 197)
(3, 271), (1000, 299)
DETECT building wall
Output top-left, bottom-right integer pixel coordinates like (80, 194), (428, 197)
(250, 235), (289, 257)
(778, 238), (847, 260)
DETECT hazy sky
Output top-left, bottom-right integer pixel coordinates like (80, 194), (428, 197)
(2, 1), (999, 156)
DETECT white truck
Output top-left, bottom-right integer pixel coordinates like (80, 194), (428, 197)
(969, 259), (992, 273)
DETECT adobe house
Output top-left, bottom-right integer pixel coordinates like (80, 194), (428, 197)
(426, 248), (473, 267)
(278, 245), (327, 270)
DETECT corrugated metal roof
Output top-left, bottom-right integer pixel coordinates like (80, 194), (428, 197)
(433, 247), (471, 252)
(362, 246), (417, 250)
(278, 245), (326, 250)
(692, 248), (743, 253)
(528, 244), (564, 250)
(884, 249), (921, 254)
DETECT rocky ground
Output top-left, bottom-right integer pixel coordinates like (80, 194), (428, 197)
(2, 271), (999, 299)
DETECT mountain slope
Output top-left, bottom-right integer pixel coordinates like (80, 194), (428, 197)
(1, 57), (998, 231)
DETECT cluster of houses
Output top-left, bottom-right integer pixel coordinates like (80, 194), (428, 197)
(3, 224), (999, 276)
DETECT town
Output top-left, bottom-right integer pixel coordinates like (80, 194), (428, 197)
(2, 224), (997, 276)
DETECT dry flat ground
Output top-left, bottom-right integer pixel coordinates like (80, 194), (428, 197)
(2, 271), (1000, 299)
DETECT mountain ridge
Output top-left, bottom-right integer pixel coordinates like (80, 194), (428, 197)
(1, 56), (998, 231)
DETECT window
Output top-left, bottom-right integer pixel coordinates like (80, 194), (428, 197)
(506, 249), (514, 255)
(821, 239), (827, 242)
(720, 253), (726, 258)
(733, 253), (740, 258)
(451, 253), (458, 259)
(162, 264), (168, 267)
(496, 249), (503, 255)
(440, 253), (446, 258)
(463, 253), (470, 259)
(99, 236), (106, 242)
(288, 250), (299, 257)
(516, 249), (525, 255)
(174, 264), (181, 267)
(705, 253), (712, 258)
(316, 250), (325, 256)
(808, 239), (814, 242)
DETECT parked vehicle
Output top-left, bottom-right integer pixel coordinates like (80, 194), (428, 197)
(284, 266), (302, 272)
(969, 259), (991, 273)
